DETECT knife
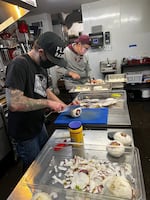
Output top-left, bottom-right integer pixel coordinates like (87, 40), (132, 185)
(45, 105), (81, 118)
(59, 105), (81, 113)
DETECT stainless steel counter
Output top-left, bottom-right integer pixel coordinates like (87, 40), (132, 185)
(54, 104), (131, 129)
(54, 90), (131, 128)
(50, 128), (134, 146)
(79, 90), (131, 127)
(7, 89), (133, 200)
(7, 128), (142, 200)
(108, 104), (131, 126)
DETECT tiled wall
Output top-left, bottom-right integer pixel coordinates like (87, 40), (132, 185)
(82, 0), (150, 78)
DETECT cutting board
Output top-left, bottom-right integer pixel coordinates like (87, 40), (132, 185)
(54, 108), (108, 125)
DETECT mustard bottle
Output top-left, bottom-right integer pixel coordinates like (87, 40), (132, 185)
(68, 121), (84, 143)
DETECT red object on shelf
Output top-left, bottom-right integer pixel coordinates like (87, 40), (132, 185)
(142, 57), (150, 64)
(127, 59), (141, 65)
(18, 20), (28, 33)
(127, 57), (150, 65)
(0, 32), (11, 39)
(8, 48), (16, 59)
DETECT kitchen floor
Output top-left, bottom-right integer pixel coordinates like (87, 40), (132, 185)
(0, 89), (150, 200)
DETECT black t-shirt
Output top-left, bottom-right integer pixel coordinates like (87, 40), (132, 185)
(5, 54), (49, 141)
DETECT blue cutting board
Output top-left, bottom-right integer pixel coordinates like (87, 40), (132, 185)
(54, 108), (108, 125)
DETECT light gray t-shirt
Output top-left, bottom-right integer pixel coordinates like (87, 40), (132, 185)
(57, 44), (91, 89)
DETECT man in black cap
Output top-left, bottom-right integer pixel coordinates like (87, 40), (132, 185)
(5, 32), (77, 171)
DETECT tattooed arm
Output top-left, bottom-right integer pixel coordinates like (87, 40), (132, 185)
(46, 88), (66, 105)
(46, 88), (80, 106)
(5, 88), (66, 112)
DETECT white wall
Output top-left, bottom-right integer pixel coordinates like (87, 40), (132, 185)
(23, 13), (53, 33)
(53, 24), (64, 39)
(82, 0), (150, 78)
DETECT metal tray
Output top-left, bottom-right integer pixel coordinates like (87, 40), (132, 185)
(75, 90), (127, 109)
(69, 82), (111, 93)
(25, 145), (146, 200)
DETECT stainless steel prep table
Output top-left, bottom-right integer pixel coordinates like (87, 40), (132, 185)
(7, 128), (143, 200)
(49, 128), (134, 146)
(77, 90), (131, 128)
(54, 103), (131, 129)
(54, 90), (131, 129)
(107, 104), (131, 127)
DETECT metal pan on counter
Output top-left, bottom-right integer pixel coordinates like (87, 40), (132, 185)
(25, 144), (146, 200)
(69, 82), (112, 93)
(75, 90), (127, 110)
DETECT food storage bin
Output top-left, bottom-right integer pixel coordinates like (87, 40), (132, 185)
(25, 145), (146, 200)
(75, 90), (127, 109)
(126, 72), (143, 83)
(69, 82), (112, 93)
(105, 74), (127, 89)
(105, 73), (127, 83)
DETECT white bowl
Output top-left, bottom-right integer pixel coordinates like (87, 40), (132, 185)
(114, 132), (132, 146)
(106, 140), (125, 157)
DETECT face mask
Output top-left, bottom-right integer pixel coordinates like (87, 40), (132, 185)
(40, 57), (55, 69)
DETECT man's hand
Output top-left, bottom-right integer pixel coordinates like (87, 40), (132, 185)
(68, 71), (80, 79)
(6, 88), (67, 113)
(69, 99), (80, 106)
(47, 100), (66, 112)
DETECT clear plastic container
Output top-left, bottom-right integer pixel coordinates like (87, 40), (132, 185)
(105, 74), (126, 89)
(75, 90), (127, 109)
(25, 145), (146, 200)
(69, 82), (111, 93)
(126, 72), (143, 83)
(105, 74), (127, 83)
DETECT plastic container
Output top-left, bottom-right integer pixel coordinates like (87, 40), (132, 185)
(25, 145), (146, 200)
(68, 121), (84, 143)
(69, 82), (111, 93)
(126, 72), (143, 83)
(105, 73), (127, 83)
(105, 74), (126, 89)
(75, 90), (127, 110)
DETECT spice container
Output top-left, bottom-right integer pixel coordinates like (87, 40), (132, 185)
(68, 121), (84, 143)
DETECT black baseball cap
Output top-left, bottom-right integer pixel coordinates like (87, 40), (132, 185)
(37, 31), (67, 67)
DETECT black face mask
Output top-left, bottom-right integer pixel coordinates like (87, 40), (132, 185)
(40, 57), (55, 69)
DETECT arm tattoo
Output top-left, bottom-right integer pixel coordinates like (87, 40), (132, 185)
(6, 88), (48, 112)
